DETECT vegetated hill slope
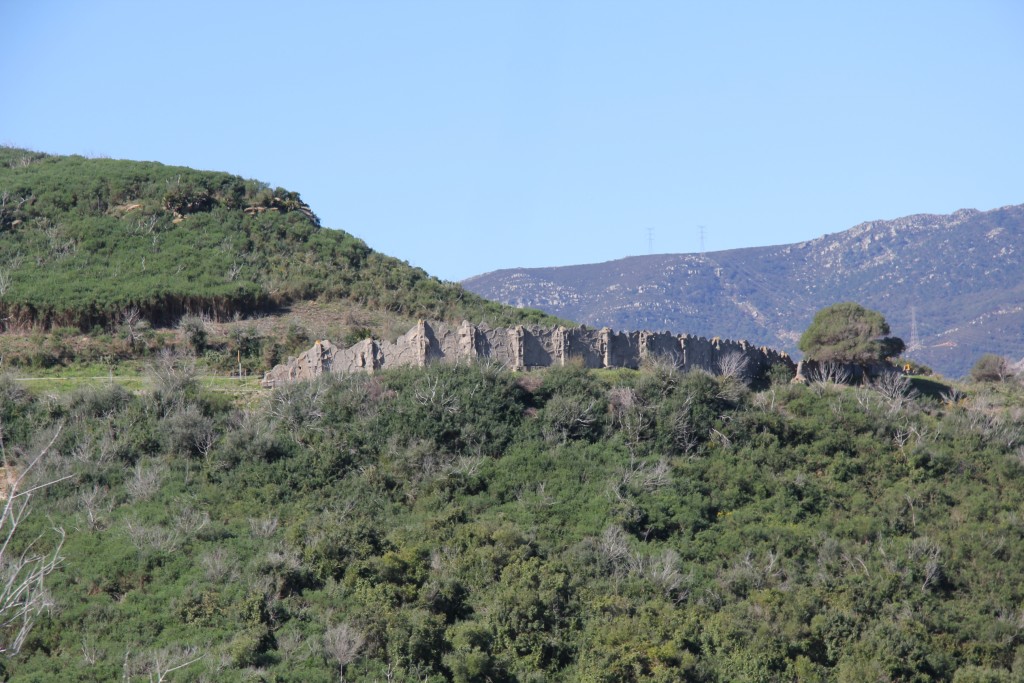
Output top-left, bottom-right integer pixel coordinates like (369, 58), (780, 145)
(0, 147), (557, 331)
(7, 362), (1024, 681)
(463, 205), (1024, 377)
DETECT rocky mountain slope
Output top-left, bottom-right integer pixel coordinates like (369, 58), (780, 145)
(464, 205), (1024, 377)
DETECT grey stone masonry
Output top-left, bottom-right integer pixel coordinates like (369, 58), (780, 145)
(261, 321), (795, 387)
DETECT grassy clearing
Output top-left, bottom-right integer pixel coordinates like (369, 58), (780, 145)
(11, 372), (263, 400)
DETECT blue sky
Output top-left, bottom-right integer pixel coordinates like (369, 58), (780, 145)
(2, 1), (1022, 282)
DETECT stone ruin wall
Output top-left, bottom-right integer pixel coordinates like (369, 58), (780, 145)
(262, 321), (795, 388)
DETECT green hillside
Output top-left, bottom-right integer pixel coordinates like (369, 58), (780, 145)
(4, 360), (1024, 681)
(2, 147), (1021, 683)
(0, 147), (555, 330)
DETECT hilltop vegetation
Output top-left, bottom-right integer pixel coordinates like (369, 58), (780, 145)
(0, 147), (557, 331)
(4, 358), (1024, 681)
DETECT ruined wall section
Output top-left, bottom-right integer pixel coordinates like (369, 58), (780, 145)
(262, 321), (795, 387)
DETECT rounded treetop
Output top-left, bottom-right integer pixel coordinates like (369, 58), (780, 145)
(799, 302), (905, 363)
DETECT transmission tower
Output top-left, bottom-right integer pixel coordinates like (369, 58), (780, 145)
(907, 306), (922, 352)
(647, 227), (654, 254)
(698, 225), (706, 259)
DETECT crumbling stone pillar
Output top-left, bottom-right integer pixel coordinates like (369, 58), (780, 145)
(457, 320), (480, 361)
(512, 325), (526, 370)
(414, 320), (430, 367)
(553, 326), (569, 366)
(599, 327), (613, 368)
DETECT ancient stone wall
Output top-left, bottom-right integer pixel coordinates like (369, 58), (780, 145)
(261, 321), (795, 388)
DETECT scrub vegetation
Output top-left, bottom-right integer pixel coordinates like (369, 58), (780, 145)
(0, 147), (557, 332)
(3, 356), (1024, 682)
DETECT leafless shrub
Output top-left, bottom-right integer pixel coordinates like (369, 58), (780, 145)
(124, 519), (180, 553)
(893, 426), (911, 452)
(541, 395), (598, 444)
(125, 461), (164, 502)
(131, 214), (159, 236)
(18, 426), (73, 497)
(615, 458), (671, 497)
(148, 349), (198, 405)
(643, 548), (687, 600)
(200, 547), (236, 583)
(0, 427), (69, 656)
(908, 423), (932, 448)
(174, 507), (210, 537)
(324, 622), (365, 683)
(645, 458), (671, 489)
(640, 352), (682, 380)
(598, 525), (631, 571)
(0, 270), (9, 297)
(276, 630), (308, 662)
(270, 377), (327, 440)
(612, 392), (651, 458)
(69, 440), (92, 465)
(35, 219), (76, 260)
(69, 430), (116, 467)
(719, 549), (787, 595)
(807, 361), (851, 388)
(249, 516), (279, 539)
(80, 634), (102, 665)
(751, 388), (778, 413)
(872, 371), (919, 414)
(909, 536), (942, 592)
(262, 547), (305, 599)
(852, 385), (878, 412)
(717, 351), (750, 381)
(78, 485), (112, 531)
(667, 393), (700, 456)
(123, 645), (204, 682)
(414, 376), (461, 414)
(715, 376), (747, 403)
(118, 306), (148, 348)
(453, 454), (483, 476)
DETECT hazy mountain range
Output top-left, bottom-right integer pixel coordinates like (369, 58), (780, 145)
(464, 204), (1024, 377)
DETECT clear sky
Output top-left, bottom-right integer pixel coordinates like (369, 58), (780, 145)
(2, 1), (1022, 282)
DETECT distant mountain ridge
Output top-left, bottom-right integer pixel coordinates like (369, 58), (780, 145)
(463, 204), (1024, 377)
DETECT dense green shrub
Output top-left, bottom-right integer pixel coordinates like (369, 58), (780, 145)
(5, 360), (1024, 681)
(799, 302), (905, 363)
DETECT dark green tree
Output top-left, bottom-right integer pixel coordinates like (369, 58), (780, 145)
(799, 302), (905, 363)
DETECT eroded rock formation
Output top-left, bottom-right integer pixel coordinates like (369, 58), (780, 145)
(261, 321), (795, 388)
